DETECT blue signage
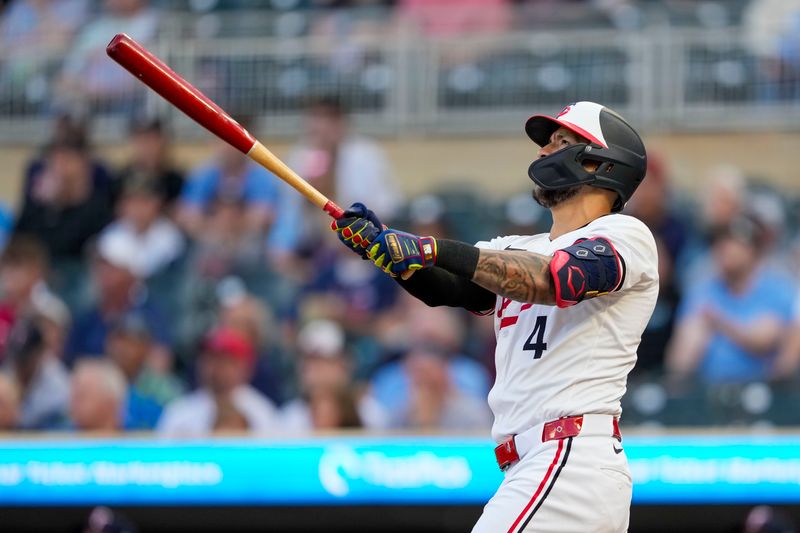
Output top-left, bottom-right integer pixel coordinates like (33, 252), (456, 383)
(0, 434), (797, 506)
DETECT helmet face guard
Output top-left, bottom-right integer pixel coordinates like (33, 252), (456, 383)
(528, 144), (595, 191)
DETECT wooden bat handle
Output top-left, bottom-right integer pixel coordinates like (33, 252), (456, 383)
(247, 142), (344, 219)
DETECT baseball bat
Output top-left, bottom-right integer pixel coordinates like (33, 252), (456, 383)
(106, 33), (344, 219)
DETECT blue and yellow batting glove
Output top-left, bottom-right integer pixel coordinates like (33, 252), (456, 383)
(330, 202), (383, 259)
(368, 229), (438, 277)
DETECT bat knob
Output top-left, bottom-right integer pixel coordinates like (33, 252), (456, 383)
(323, 201), (345, 219)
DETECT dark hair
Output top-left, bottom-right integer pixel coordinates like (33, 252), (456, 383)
(43, 135), (88, 156)
(128, 115), (165, 136)
(51, 113), (89, 147)
(709, 212), (768, 251)
(308, 386), (363, 429)
(1, 235), (49, 269)
(5, 318), (45, 363)
(331, 386), (362, 429)
(307, 94), (347, 118)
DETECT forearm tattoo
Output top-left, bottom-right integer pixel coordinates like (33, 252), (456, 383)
(472, 249), (556, 305)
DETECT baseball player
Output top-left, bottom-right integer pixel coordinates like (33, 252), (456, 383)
(332, 101), (657, 532)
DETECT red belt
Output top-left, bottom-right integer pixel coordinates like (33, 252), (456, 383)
(494, 415), (622, 471)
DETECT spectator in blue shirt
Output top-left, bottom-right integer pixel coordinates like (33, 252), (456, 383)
(179, 137), (274, 233)
(106, 312), (183, 430)
(177, 137), (302, 259)
(366, 300), (490, 413)
(64, 233), (171, 368)
(666, 213), (796, 383)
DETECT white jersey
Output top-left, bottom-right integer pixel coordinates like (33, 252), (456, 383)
(476, 214), (659, 442)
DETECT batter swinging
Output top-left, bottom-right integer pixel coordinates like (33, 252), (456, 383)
(332, 101), (658, 532)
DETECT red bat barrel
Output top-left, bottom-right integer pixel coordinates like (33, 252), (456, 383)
(106, 33), (256, 154)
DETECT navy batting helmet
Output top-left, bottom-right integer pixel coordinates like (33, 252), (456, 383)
(525, 102), (647, 212)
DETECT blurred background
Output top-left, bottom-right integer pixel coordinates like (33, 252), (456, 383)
(0, 0), (799, 532)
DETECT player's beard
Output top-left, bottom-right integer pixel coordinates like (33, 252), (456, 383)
(531, 183), (583, 208)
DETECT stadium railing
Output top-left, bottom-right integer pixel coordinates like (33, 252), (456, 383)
(0, 19), (799, 143)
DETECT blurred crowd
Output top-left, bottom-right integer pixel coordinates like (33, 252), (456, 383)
(0, 90), (796, 437)
(0, 0), (798, 437)
(0, 96), (497, 435)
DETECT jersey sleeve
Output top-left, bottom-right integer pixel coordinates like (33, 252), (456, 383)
(577, 215), (659, 293)
(474, 235), (521, 251)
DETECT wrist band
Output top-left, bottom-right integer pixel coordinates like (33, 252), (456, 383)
(436, 239), (480, 279)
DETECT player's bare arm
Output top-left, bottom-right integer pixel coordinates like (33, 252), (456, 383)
(472, 249), (555, 306)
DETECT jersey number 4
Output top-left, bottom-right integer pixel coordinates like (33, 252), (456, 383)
(523, 316), (548, 359)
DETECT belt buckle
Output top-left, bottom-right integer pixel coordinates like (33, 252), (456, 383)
(494, 436), (519, 471)
(542, 415), (584, 442)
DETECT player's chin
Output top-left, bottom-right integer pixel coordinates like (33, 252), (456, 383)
(531, 184), (582, 209)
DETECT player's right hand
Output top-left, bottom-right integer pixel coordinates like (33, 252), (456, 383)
(330, 202), (384, 259)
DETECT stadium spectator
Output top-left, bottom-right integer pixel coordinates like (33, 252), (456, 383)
(300, 246), (399, 343)
(0, 236), (49, 317)
(700, 165), (747, 238)
(742, 504), (799, 533)
(385, 343), (492, 430)
(57, 0), (158, 110)
(106, 312), (183, 429)
(69, 358), (126, 432)
(22, 115), (114, 204)
(665, 213), (796, 383)
(773, 296), (800, 380)
(4, 318), (70, 430)
(286, 96), (399, 259)
(179, 192), (299, 330)
(177, 134), (302, 270)
(743, 0), (800, 101)
(183, 193), (266, 281)
(15, 136), (113, 262)
(216, 283), (284, 405)
(678, 165), (748, 290)
(625, 153), (687, 374)
(625, 151), (690, 268)
(0, 204), (12, 253)
(0, 372), (20, 430)
(280, 319), (387, 431)
(64, 234), (172, 367)
(0, 235), (68, 359)
(306, 385), (363, 430)
(177, 134), (284, 238)
(30, 284), (71, 360)
(0, 0), (89, 102)
(82, 506), (139, 533)
(396, 0), (511, 38)
(98, 175), (185, 279)
(114, 117), (184, 211)
(157, 327), (278, 436)
(369, 298), (491, 410)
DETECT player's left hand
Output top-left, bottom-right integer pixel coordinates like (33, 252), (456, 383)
(368, 228), (437, 278)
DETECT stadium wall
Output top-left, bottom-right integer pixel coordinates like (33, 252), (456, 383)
(0, 132), (798, 208)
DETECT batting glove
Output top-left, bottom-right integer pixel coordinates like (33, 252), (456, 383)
(330, 202), (384, 258)
(367, 229), (438, 277)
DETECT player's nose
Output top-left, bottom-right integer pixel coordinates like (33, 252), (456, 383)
(538, 144), (553, 158)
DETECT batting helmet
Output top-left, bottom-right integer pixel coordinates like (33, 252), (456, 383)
(525, 101), (647, 212)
